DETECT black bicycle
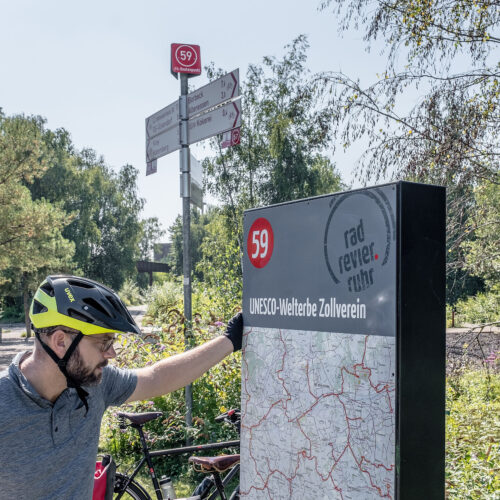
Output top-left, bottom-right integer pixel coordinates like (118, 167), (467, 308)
(113, 409), (241, 500)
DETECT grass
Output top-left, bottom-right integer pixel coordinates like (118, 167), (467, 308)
(445, 368), (500, 498)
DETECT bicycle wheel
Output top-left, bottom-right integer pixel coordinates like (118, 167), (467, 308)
(114, 472), (151, 500)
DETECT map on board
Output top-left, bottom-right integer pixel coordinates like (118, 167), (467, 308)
(240, 327), (396, 499)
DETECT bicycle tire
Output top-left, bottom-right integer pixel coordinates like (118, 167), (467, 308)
(114, 472), (152, 500)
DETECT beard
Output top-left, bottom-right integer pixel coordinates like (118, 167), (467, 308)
(66, 347), (108, 387)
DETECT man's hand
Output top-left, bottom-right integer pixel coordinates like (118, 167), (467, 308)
(224, 312), (243, 352)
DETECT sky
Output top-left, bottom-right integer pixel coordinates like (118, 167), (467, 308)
(0, 0), (390, 237)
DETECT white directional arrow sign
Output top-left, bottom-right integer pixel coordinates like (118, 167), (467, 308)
(145, 70), (241, 162)
(146, 100), (179, 140)
(146, 125), (180, 163)
(188, 99), (241, 146)
(187, 69), (239, 118)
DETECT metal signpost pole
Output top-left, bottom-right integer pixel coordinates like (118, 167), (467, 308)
(146, 44), (238, 435)
(179, 72), (193, 429)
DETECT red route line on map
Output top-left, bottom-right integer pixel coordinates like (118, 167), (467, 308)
(241, 329), (395, 499)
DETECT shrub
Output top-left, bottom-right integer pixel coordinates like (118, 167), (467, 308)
(143, 281), (183, 324)
(118, 278), (144, 306)
(0, 306), (25, 323)
(454, 286), (500, 326)
(446, 369), (500, 498)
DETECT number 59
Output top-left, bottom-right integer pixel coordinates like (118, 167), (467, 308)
(251, 229), (268, 258)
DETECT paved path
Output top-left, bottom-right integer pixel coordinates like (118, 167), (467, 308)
(0, 305), (147, 372)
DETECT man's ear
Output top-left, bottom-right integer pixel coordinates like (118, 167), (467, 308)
(48, 329), (69, 356)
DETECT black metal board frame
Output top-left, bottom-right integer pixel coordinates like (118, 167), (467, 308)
(396, 181), (446, 499)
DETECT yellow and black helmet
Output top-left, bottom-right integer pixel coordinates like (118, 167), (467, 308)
(30, 275), (141, 335)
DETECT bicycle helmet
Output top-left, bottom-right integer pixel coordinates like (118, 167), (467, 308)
(30, 275), (141, 335)
(29, 275), (141, 412)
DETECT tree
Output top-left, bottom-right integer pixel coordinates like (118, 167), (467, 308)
(167, 209), (213, 280)
(0, 112), (75, 334)
(462, 181), (500, 288)
(30, 137), (163, 290)
(200, 37), (344, 283)
(204, 36), (344, 217)
(317, 0), (499, 301)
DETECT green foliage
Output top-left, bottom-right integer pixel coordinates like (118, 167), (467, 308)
(204, 36), (344, 213)
(462, 181), (500, 289)
(0, 113), (75, 286)
(0, 300), (24, 323)
(99, 309), (241, 484)
(446, 369), (500, 498)
(454, 285), (500, 326)
(317, 0), (499, 304)
(195, 213), (243, 320)
(28, 123), (163, 290)
(167, 210), (212, 280)
(143, 281), (183, 324)
(118, 279), (145, 307)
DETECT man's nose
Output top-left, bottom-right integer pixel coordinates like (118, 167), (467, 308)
(104, 345), (117, 359)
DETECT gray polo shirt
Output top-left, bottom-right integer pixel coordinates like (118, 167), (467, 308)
(0, 351), (138, 500)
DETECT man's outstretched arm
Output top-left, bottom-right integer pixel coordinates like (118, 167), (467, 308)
(126, 313), (242, 403)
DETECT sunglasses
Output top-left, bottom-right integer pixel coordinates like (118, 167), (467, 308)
(86, 335), (117, 352)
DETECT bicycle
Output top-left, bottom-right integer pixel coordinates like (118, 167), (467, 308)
(112, 409), (241, 500)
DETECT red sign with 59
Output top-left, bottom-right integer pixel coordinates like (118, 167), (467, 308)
(171, 43), (201, 75)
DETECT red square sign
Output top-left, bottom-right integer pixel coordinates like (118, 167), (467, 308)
(171, 43), (201, 75)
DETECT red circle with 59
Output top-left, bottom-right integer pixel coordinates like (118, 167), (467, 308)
(247, 218), (274, 268)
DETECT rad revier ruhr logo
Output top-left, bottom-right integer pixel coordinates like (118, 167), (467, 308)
(323, 189), (395, 293)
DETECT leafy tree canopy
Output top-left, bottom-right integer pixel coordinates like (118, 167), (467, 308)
(317, 0), (499, 300)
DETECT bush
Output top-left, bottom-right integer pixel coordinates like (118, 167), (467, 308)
(446, 369), (500, 498)
(454, 286), (500, 326)
(143, 281), (183, 324)
(118, 278), (144, 306)
(99, 306), (241, 485)
(0, 300), (24, 323)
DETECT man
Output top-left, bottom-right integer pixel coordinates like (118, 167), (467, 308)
(0, 275), (243, 499)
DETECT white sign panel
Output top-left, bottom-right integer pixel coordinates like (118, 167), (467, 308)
(190, 154), (203, 187)
(146, 101), (179, 140)
(188, 100), (241, 146)
(187, 69), (239, 118)
(146, 125), (180, 163)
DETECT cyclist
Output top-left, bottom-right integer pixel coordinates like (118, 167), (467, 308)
(0, 275), (243, 500)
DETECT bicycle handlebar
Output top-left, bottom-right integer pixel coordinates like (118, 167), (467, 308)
(215, 408), (241, 424)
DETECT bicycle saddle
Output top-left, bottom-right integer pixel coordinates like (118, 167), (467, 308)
(189, 454), (240, 473)
(116, 411), (163, 426)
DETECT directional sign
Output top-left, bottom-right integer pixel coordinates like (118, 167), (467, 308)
(146, 101), (179, 140)
(146, 125), (180, 163)
(145, 70), (239, 143)
(188, 99), (241, 146)
(187, 69), (239, 118)
(171, 43), (201, 75)
(146, 160), (157, 176)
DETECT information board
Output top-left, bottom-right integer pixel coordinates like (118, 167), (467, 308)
(241, 182), (446, 499)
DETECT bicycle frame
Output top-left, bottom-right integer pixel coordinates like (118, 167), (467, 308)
(115, 430), (239, 500)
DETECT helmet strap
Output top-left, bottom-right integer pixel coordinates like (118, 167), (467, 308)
(35, 331), (89, 414)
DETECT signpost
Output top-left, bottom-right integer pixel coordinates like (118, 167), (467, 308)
(145, 70), (241, 163)
(187, 69), (239, 117)
(145, 43), (241, 433)
(188, 100), (241, 145)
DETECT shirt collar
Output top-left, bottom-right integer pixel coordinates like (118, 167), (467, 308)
(9, 351), (53, 408)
